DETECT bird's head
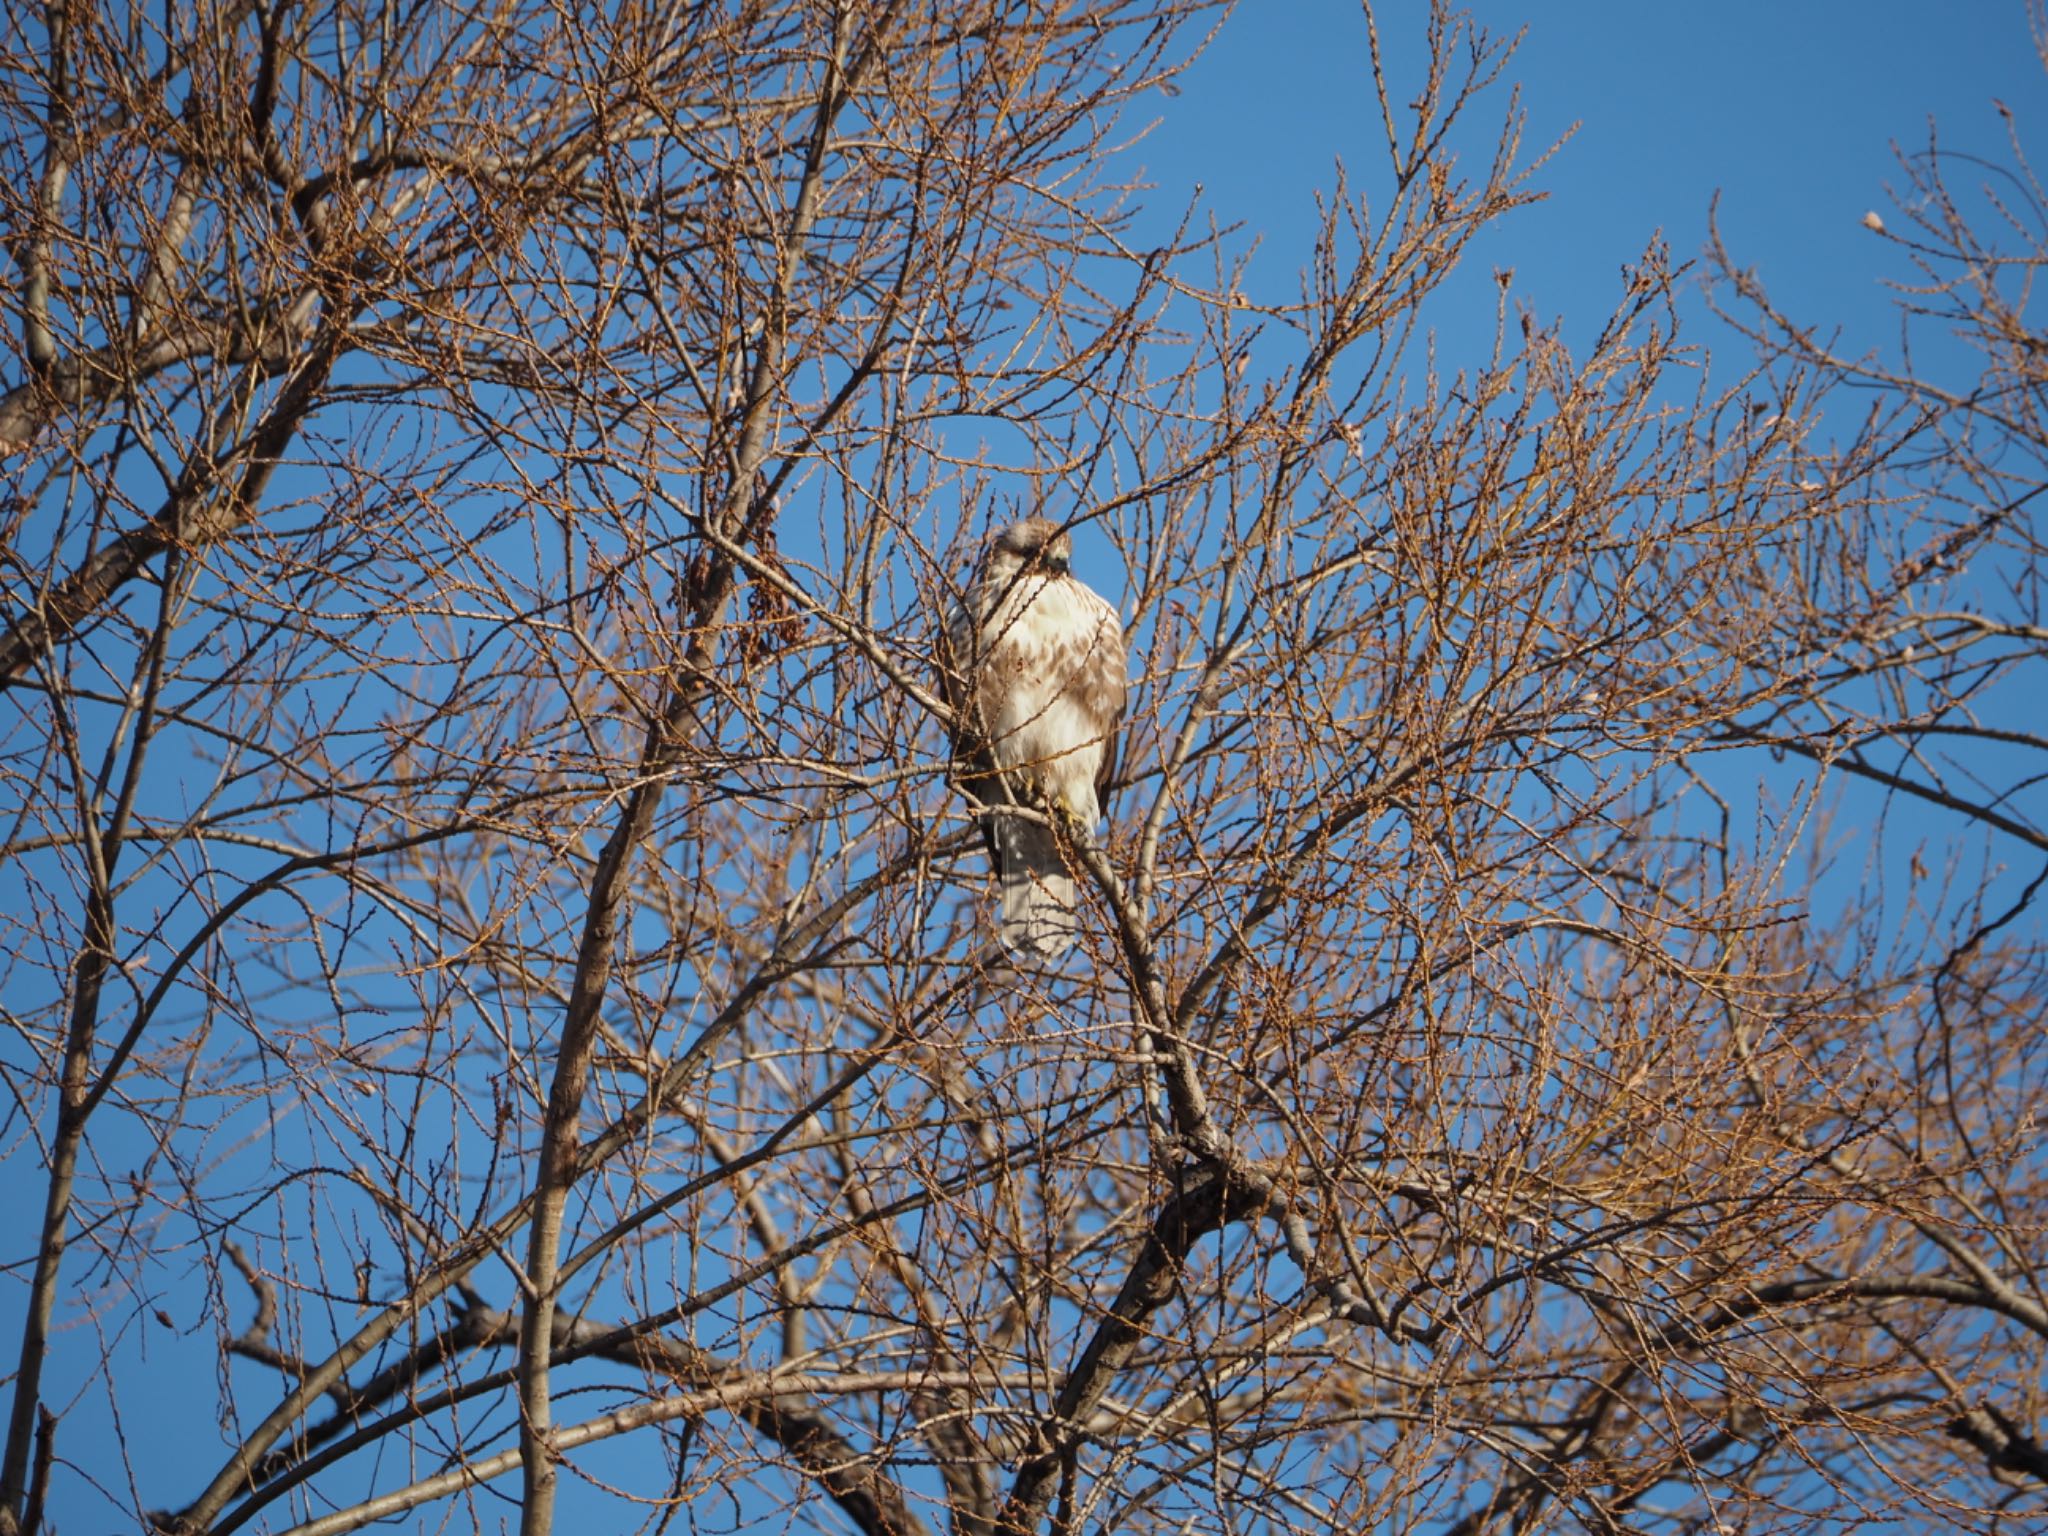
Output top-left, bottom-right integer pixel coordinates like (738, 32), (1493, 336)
(989, 516), (1073, 577)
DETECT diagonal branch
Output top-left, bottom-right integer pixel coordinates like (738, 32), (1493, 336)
(993, 1165), (1268, 1536)
(0, 304), (354, 685)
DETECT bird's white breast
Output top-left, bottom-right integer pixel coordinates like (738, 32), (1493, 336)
(953, 567), (1124, 823)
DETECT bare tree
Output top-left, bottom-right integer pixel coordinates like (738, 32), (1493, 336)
(0, 2), (2043, 1535)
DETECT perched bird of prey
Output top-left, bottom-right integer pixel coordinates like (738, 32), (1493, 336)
(939, 517), (1126, 957)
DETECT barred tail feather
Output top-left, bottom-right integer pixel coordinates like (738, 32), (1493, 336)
(993, 815), (1077, 958)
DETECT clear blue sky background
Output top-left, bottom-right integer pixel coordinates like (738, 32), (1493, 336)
(1147, 2), (2040, 365)
(17, 5), (2045, 1532)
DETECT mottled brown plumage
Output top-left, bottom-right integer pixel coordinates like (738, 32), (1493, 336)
(938, 517), (1126, 956)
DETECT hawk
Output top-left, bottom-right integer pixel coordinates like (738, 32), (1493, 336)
(939, 517), (1127, 957)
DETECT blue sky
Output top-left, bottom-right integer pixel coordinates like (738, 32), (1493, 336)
(1146, 2), (2040, 361)
(1116, 1), (2048, 938)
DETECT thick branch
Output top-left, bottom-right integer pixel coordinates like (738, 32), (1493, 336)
(994, 1165), (1268, 1536)
(0, 310), (349, 684)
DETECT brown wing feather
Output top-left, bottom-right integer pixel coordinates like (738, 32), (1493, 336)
(1075, 581), (1126, 814)
(1095, 713), (1119, 808)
